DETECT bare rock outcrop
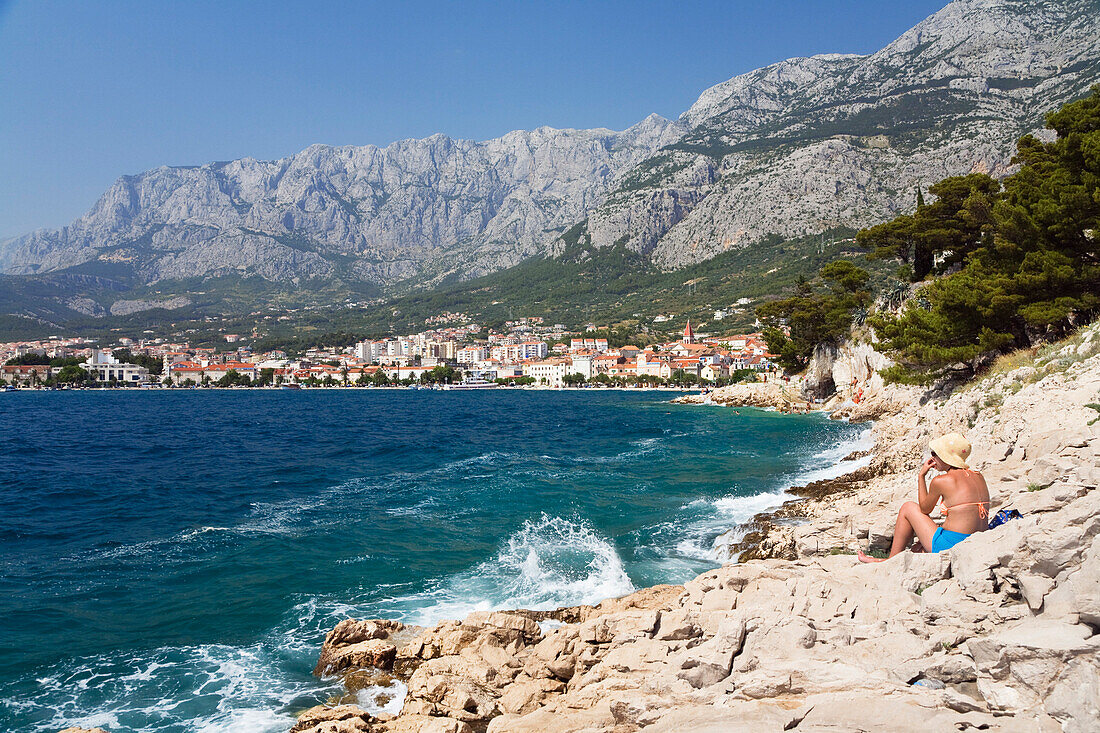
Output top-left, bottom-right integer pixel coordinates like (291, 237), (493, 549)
(670, 378), (811, 412)
(803, 338), (895, 402)
(291, 704), (377, 733)
(315, 619), (410, 677)
(107, 296), (192, 316)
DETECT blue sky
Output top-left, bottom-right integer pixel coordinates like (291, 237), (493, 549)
(0, 0), (947, 239)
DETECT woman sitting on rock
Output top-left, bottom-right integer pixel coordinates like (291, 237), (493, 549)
(859, 433), (990, 562)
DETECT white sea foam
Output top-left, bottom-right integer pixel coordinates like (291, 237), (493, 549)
(335, 554), (373, 564)
(356, 678), (407, 717)
(19, 640), (320, 733)
(17, 583), (402, 732)
(434, 451), (515, 471)
(663, 489), (790, 562)
(194, 709), (293, 733)
(655, 424), (875, 564)
(384, 497), (438, 517)
(792, 426), (874, 484)
(387, 514), (635, 627)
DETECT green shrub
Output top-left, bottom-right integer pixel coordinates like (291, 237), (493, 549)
(756, 261), (873, 372)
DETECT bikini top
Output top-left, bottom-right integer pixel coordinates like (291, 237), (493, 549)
(938, 468), (990, 520)
(940, 500), (990, 520)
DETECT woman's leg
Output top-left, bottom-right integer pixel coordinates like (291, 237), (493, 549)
(888, 502), (937, 557)
(859, 501), (938, 562)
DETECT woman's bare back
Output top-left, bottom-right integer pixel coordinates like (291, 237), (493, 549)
(932, 468), (990, 534)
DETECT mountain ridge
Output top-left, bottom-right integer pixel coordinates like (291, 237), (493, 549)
(0, 113), (684, 286)
(2, 0), (1099, 323)
(585, 0), (1100, 267)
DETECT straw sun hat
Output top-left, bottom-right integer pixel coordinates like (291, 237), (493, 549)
(929, 433), (972, 469)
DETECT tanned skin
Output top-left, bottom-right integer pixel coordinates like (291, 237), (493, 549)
(858, 453), (989, 563)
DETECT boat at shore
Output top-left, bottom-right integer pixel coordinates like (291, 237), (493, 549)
(442, 378), (499, 390)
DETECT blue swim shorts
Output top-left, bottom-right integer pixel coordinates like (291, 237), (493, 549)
(931, 527), (970, 553)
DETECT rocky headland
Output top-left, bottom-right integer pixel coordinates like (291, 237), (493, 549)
(282, 323), (1100, 733)
(55, 327), (1100, 733)
(669, 378), (814, 413)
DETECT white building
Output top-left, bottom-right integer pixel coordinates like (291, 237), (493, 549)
(491, 344), (522, 362)
(701, 363), (729, 382)
(569, 338), (608, 353)
(355, 340), (385, 363)
(201, 362), (257, 382)
(457, 346), (488, 364)
(384, 338), (417, 358)
(83, 350), (150, 384)
(569, 352), (594, 380)
(523, 358), (573, 388)
(520, 341), (548, 359)
(385, 365), (434, 381)
(428, 340), (457, 360)
(254, 358), (290, 371)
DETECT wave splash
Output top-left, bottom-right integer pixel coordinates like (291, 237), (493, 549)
(395, 514), (635, 626)
(793, 426), (874, 484)
(666, 424), (875, 563)
(6, 640), (326, 733)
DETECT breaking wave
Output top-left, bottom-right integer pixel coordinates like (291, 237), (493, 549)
(4, 640), (327, 733)
(654, 423), (875, 564)
(383, 514), (636, 626)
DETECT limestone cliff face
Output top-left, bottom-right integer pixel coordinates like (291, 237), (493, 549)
(585, 0), (1100, 267)
(0, 116), (683, 285)
(2, 0), (1099, 295)
(802, 339), (895, 401)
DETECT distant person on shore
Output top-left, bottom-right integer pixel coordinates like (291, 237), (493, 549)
(859, 433), (990, 562)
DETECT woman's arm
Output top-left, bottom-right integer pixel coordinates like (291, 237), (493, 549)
(917, 458), (941, 514)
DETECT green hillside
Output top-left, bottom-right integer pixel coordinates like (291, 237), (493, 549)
(0, 228), (891, 348)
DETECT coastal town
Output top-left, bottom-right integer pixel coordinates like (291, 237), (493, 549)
(0, 316), (778, 389)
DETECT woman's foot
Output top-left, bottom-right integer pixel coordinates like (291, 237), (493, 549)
(857, 550), (886, 563)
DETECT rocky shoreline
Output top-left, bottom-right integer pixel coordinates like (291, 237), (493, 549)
(60, 327), (1100, 733)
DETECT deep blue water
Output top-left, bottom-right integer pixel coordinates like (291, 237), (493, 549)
(0, 389), (868, 732)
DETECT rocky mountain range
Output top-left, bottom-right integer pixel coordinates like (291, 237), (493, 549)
(2, 0), (1099, 310)
(583, 0), (1100, 267)
(0, 116), (683, 288)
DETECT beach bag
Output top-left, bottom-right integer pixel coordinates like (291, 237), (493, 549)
(987, 508), (1022, 530)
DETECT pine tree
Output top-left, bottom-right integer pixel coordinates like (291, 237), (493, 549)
(868, 86), (1100, 378)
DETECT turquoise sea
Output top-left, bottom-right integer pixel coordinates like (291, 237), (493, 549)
(0, 389), (869, 732)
